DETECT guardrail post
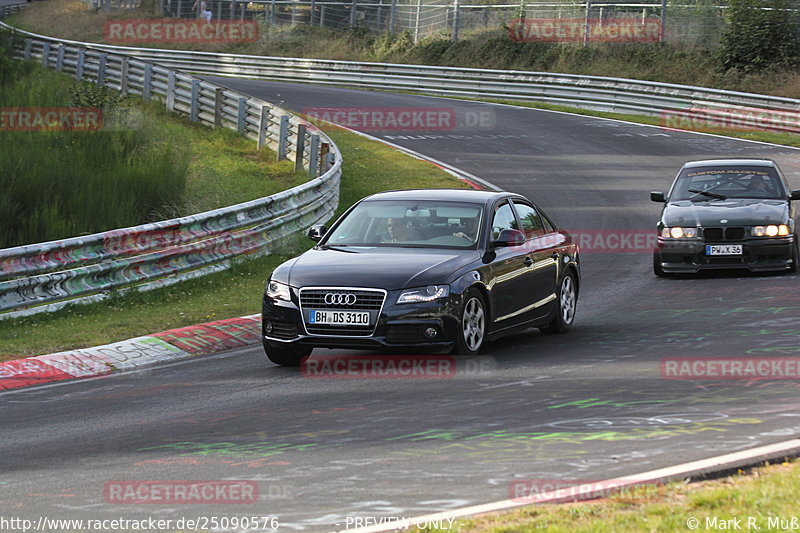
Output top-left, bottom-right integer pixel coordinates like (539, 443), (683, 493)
(97, 53), (108, 86)
(143, 64), (153, 102)
(237, 97), (248, 134)
(319, 142), (330, 173)
(240, 1), (245, 20)
(308, 134), (320, 177)
(190, 79), (200, 122)
(390, 0), (397, 33)
(76, 49), (85, 80)
(309, 0), (316, 25)
(660, 0), (667, 42)
(258, 105), (270, 148)
(166, 71), (176, 111)
(277, 115), (289, 160)
(294, 123), (307, 171)
(23, 39), (31, 60)
(320, 5), (326, 27)
(120, 57), (130, 95)
(214, 88), (224, 128)
(229, 0), (234, 20)
(55, 45), (65, 72)
(270, 0), (276, 24)
(41, 42), (50, 68)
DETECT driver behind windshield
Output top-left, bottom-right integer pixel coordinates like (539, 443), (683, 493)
(381, 217), (407, 243)
(745, 175), (773, 197)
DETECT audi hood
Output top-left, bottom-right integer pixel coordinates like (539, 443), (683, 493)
(274, 246), (481, 290)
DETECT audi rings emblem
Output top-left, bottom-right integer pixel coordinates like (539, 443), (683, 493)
(324, 293), (357, 306)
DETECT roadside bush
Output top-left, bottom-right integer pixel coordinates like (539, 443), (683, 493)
(717, 0), (800, 72)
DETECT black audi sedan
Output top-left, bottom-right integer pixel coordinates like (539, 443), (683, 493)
(651, 159), (800, 276)
(261, 189), (580, 366)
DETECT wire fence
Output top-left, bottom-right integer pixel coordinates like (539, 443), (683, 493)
(154, 0), (728, 45)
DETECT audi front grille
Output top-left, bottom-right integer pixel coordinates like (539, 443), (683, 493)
(299, 288), (387, 336)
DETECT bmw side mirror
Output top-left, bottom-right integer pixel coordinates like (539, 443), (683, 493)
(650, 191), (666, 202)
(790, 190), (800, 201)
(308, 224), (327, 242)
(493, 229), (525, 247)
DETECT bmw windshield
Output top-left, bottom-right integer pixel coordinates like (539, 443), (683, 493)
(321, 200), (485, 249)
(670, 166), (786, 201)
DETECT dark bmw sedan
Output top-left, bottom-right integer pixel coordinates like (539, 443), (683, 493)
(651, 159), (800, 276)
(261, 189), (580, 366)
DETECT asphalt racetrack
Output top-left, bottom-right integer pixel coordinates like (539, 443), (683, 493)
(2, 80), (800, 531)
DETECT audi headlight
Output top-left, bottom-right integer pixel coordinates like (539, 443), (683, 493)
(661, 227), (699, 239)
(753, 224), (789, 237)
(266, 280), (291, 301)
(397, 285), (450, 304)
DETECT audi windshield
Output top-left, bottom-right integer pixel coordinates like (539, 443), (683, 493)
(321, 200), (485, 248)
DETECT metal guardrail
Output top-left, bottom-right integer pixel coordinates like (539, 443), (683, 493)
(0, 7), (342, 318)
(4, 20), (797, 132)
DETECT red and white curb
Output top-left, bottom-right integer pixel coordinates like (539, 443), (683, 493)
(335, 438), (800, 533)
(0, 314), (261, 391)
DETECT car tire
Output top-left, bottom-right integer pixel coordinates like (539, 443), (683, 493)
(790, 240), (799, 273)
(541, 270), (578, 334)
(454, 288), (486, 355)
(653, 253), (670, 277)
(263, 341), (312, 367)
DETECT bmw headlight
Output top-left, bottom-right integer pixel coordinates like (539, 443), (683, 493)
(266, 280), (292, 301)
(661, 227), (699, 239)
(752, 224), (789, 237)
(397, 285), (450, 304)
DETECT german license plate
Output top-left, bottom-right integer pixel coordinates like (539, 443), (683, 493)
(308, 310), (370, 325)
(706, 244), (742, 255)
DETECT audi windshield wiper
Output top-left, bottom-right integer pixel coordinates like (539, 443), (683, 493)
(688, 188), (727, 201)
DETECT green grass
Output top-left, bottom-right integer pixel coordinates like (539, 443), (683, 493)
(0, 52), (188, 248)
(436, 459), (800, 532)
(0, 44), (308, 248)
(0, 128), (467, 360)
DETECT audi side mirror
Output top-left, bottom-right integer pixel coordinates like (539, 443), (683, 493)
(308, 224), (327, 242)
(790, 189), (800, 201)
(651, 191), (666, 202)
(493, 229), (525, 247)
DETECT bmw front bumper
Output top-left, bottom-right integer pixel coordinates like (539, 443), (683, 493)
(655, 236), (795, 273)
